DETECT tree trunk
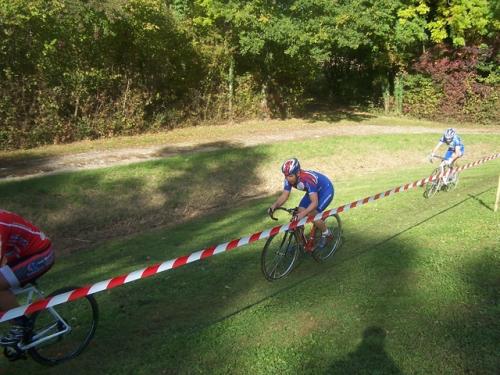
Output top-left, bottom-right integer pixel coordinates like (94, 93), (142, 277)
(228, 56), (234, 122)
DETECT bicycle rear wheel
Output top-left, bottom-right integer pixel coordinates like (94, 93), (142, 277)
(424, 168), (442, 198)
(28, 286), (98, 366)
(261, 230), (300, 281)
(312, 214), (343, 262)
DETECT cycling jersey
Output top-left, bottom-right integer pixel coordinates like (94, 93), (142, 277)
(439, 134), (465, 161)
(0, 210), (51, 264)
(440, 134), (464, 151)
(284, 170), (335, 212)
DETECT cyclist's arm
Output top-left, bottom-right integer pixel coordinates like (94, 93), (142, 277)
(431, 141), (444, 155)
(271, 190), (290, 210)
(0, 234), (5, 266)
(296, 192), (318, 220)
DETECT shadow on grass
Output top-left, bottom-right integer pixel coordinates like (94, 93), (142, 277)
(326, 326), (403, 375)
(2, 169), (496, 374)
(298, 106), (376, 124)
(437, 248), (499, 374)
(153, 140), (246, 158)
(0, 142), (269, 254)
(467, 193), (493, 211)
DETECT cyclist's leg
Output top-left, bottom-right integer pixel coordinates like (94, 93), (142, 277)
(0, 269), (19, 311)
(314, 185), (334, 233)
(449, 145), (464, 182)
(442, 149), (455, 184)
(298, 193), (326, 232)
(0, 247), (55, 345)
(9, 246), (55, 288)
(298, 193), (311, 218)
(0, 267), (29, 345)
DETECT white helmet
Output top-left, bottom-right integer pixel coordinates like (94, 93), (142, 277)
(444, 128), (456, 143)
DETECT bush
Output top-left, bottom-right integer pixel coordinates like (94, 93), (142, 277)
(403, 74), (443, 119)
(405, 45), (499, 124)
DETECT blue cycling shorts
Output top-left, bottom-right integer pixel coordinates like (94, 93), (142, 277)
(444, 144), (465, 161)
(299, 184), (335, 213)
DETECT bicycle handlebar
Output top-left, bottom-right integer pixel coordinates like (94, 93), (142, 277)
(429, 154), (446, 163)
(268, 207), (297, 221)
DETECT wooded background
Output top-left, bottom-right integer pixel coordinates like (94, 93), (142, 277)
(1, 0), (498, 149)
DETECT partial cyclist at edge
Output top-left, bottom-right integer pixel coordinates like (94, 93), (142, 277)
(428, 128), (465, 184)
(268, 158), (335, 248)
(0, 209), (55, 346)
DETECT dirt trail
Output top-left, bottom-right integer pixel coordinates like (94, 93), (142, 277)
(1, 124), (497, 180)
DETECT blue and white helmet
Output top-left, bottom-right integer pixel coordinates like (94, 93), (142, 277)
(281, 158), (301, 176)
(444, 128), (456, 143)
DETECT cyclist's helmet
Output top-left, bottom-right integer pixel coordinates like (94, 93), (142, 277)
(444, 128), (456, 143)
(282, 158), (301, 176)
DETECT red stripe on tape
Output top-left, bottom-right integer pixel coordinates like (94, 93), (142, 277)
(107, 275), (128, 289)
(25, 299), (50, 315)
(270, 225), (281, 236)
(173, 255), (189, 268)
(227, 239), (240, 251)
(142, 264), (161, 278)
(201, 246), (216, 259)
(249, 232), (262, 243)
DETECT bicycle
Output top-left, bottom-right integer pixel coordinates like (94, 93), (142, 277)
(261, 207), (342, 281)
(1, 282), (98, 366)
(423, 155), (460, 199)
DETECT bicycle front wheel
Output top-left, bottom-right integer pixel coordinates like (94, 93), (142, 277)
(312, 214), (343, 262)
(424, 168), (442, 198)
(28, 286), (98, 366)
(261, 230), (300, 281)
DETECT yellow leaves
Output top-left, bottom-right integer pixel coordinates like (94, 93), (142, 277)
(259, 15), (269, 23)
(143, 22), (159, 32)
(428, 20), (448, 43)
(397, 3), (429, 20)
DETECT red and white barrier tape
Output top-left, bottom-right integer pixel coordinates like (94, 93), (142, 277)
(1, 153), (498, 322)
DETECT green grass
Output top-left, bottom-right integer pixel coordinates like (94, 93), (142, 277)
(0, 132), (499, 374)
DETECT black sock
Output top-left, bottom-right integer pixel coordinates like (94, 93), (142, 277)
(13, 315), (29, 327)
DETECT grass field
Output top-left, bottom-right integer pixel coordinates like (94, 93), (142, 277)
(0, 127), (499, 374)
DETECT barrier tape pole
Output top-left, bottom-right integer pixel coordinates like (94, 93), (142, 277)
(1, 153), (498, 323)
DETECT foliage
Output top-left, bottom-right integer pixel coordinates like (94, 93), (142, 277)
(407, 45), (499, 123)
(402, 73), (443, 118)
(0, 0), (498, 149)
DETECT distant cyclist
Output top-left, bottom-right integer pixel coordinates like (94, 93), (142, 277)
(268, 158), (335, 248)
(429, 128), (464, 183)
(0, 209), (55, 346)
(429, 128), (464, 166)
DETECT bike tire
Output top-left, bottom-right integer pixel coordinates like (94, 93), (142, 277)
(447, 164), (460, 191)
(312, 214), (343, 262)
(28, 286), (98, 366)
(424, 168), (442, 198)
(261, 231), (300, 281)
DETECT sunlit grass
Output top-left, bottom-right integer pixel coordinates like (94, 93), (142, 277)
(0, 133), (498, 374)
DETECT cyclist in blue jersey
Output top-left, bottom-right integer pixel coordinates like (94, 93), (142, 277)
(429, 128), (464, 165)
(268, 158), (335, 248)
(429, 128), (464, 184)
(429, 128), (465, 185)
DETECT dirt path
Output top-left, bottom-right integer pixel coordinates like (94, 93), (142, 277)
(1, 124), (497, 180)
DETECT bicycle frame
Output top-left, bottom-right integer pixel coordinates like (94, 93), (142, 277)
(10, 284), (71, 351)
(273, 208), (317, 253)
(430, 155), (455, 185)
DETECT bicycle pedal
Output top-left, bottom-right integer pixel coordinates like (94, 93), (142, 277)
(4, 346), (27, 361)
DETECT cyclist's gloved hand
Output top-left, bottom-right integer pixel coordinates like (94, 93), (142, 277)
(267, 207), (275, 216)
(428, 153), (434, 162)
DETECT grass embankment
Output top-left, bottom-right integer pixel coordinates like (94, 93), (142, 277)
(0, 131), (498, 374)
